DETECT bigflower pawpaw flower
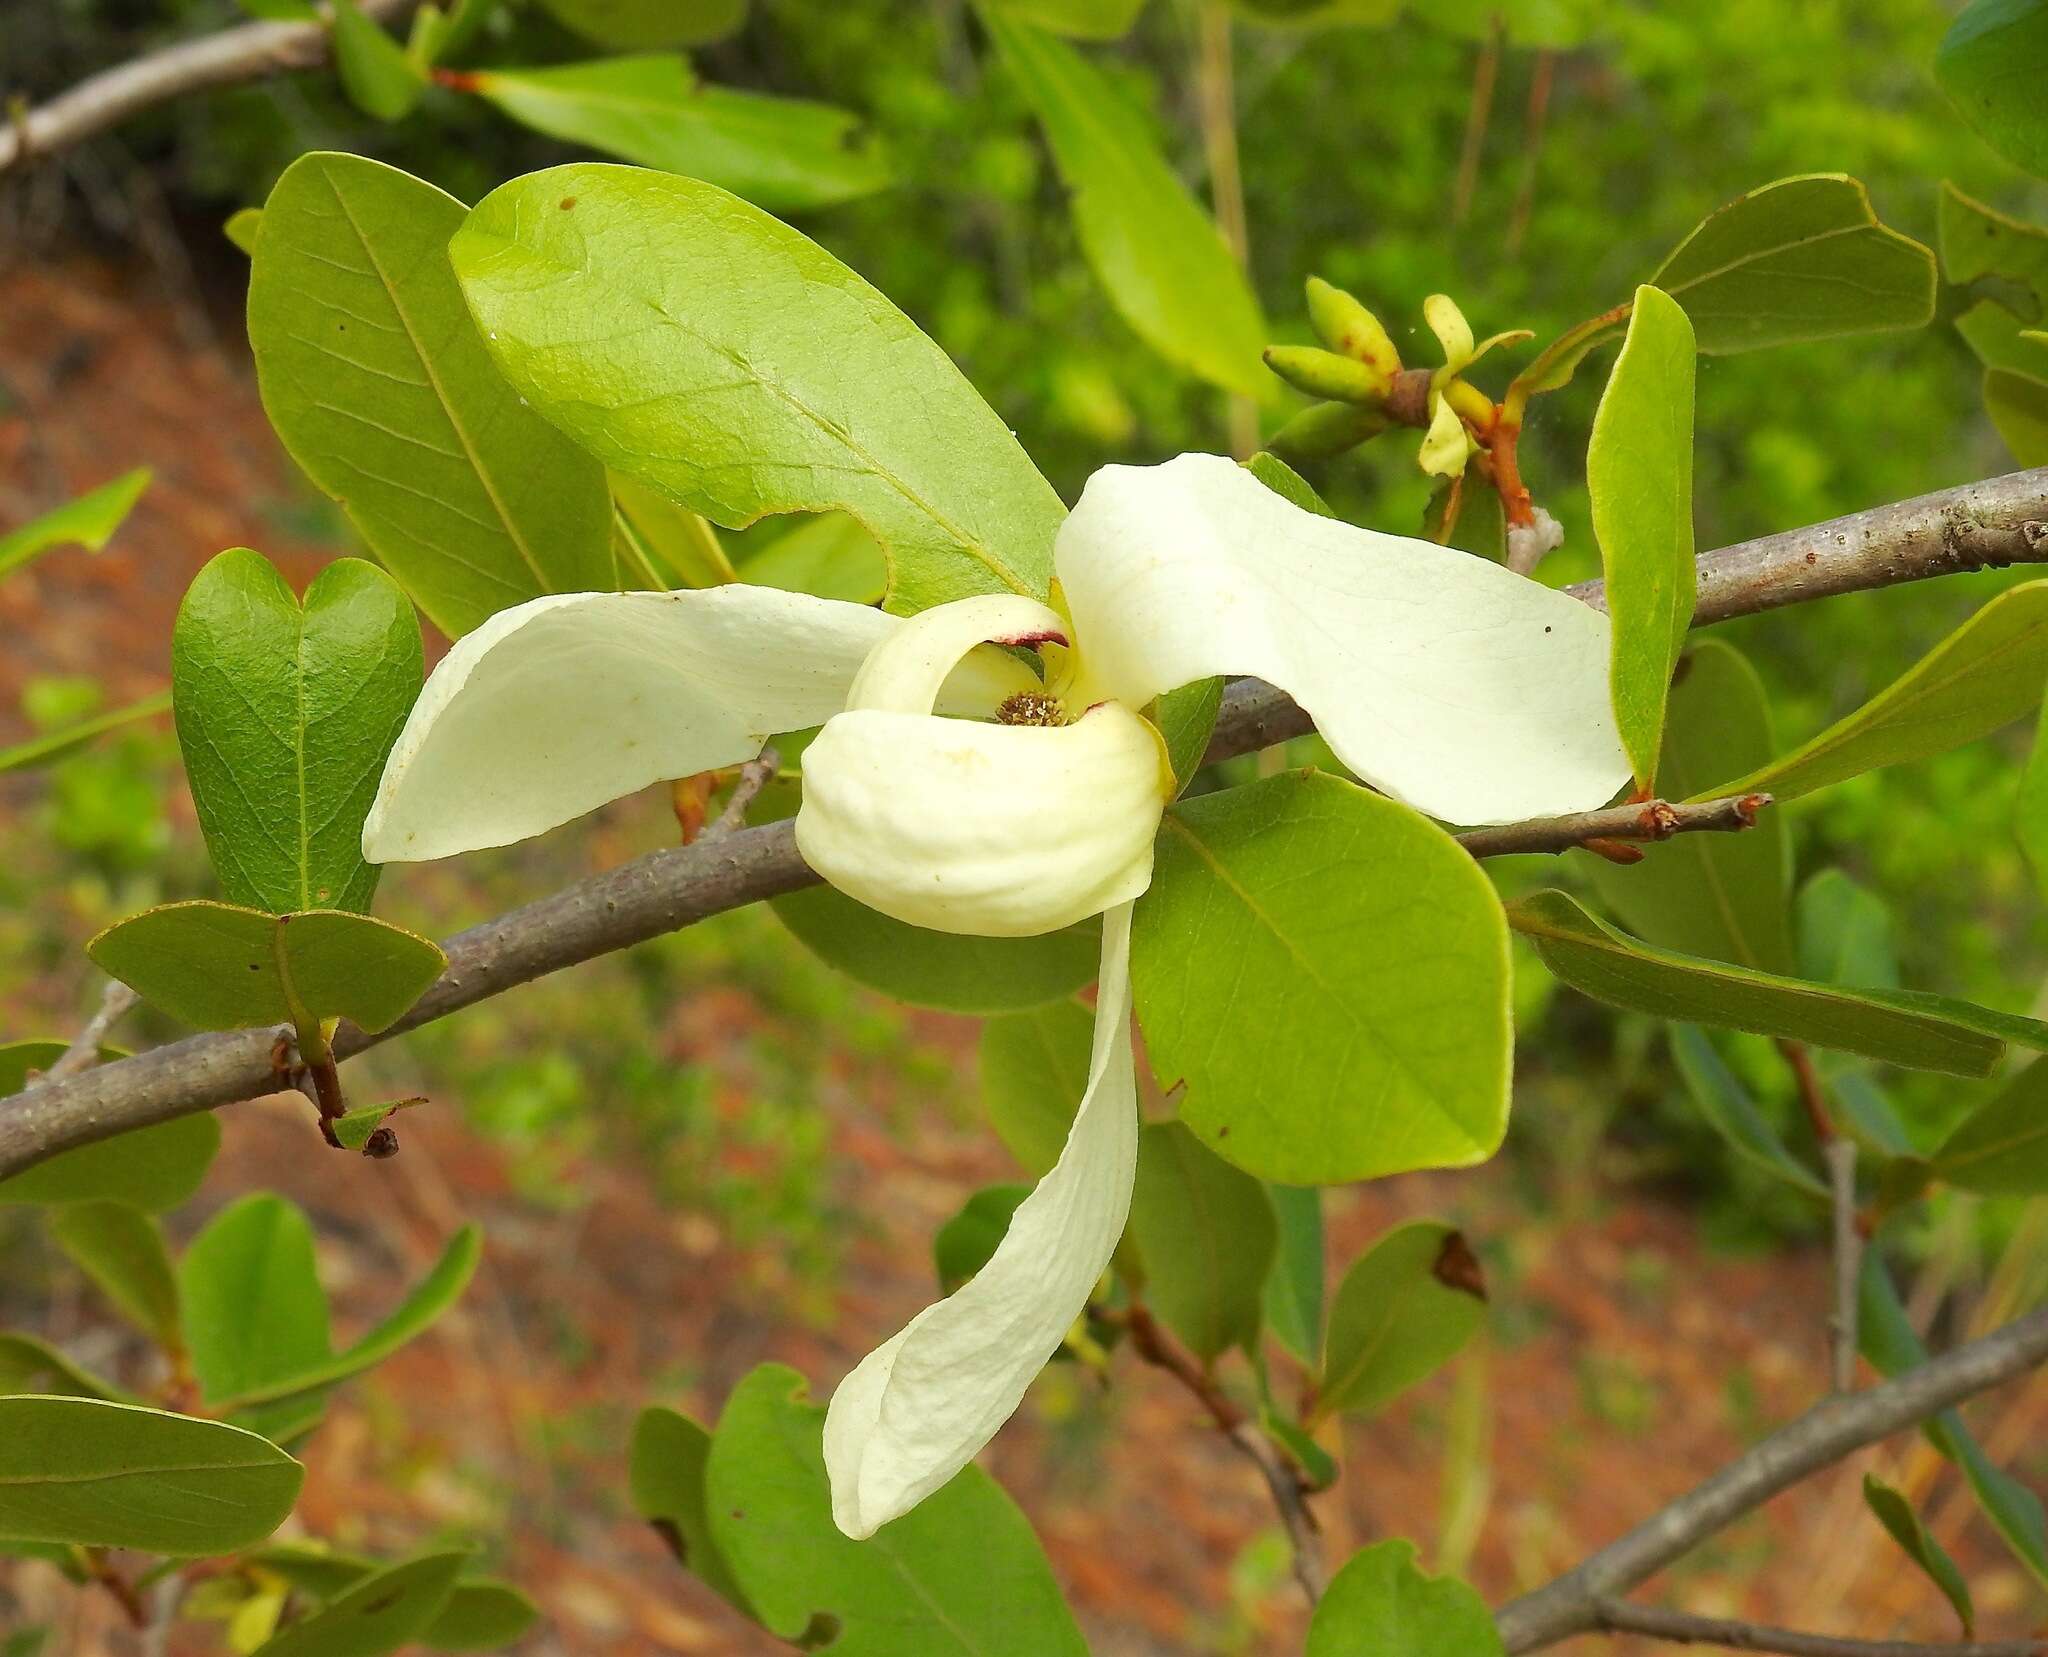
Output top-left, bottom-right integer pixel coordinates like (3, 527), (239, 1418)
(363, 452), (1627, 1538)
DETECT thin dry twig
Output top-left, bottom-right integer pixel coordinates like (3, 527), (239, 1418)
(27, 978), (138, 1089)
(1454, 793), (1767, 859)
(703, 745), (781, 842)
(1589, 1600), (2048, 1657)
(1826, 1138), (1863, 1394)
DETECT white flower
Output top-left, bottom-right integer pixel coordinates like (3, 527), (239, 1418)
(363, 452), (1627, 1539)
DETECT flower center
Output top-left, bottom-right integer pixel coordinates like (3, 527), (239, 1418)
(995, 690), (1070, 728)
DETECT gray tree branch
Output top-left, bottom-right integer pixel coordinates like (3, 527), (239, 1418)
(0, 0), (419, 175)
(1588, 1599), (2048, 1656)
(1493, 1304), (2048, 1652)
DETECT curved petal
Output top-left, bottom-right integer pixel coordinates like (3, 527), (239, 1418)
(824, 903), (1138, 1538)
(847, 593), (1067, 714)
(364, 586), (1033, 863)
(1418, 395), (1473, 477)
(1424, 292), (1474, 370)
(1057, 453), (1630, 825)
(796, 703), (1168, 937)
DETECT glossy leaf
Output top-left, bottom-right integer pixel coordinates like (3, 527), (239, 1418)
(933, 1184), (1030, 1294)
(330, 0), (425, 121)
(1697, 582), (2048, 803)
(737, 513), (888, 605)
(538, 0), (746, 47)
(249, 152), (614, 637)
(217, 1225), (481, 1409)
(1510, 889), (2048, 1077)
(0, 1055), (217, 1210)
(251, 1552), (466, 1657)
(0, 1398), (300, 1554)
(1306, 1539), (1504, 1657)
(1157, 676), (1224, 792)
(180, 1194), (332, 1407)
(1264, 1184), (1324, 1365)
(1649, 174), (1936, 353)
(89, 901), (443, 1034)
(1134, 772), (1512, 1185)
(451, 163), (1064, 615)
(1864, 1472), (1974, 1634)
(0, 690), (170, 775)
(49, 1202), (181, 1349)
(983, 14), (1268, 397)
(1937, 0), (2048, 181)
(1581, 641), (1794, 973)
(1128, 1122), (1276, 1361)
(1939, 184), (2048, 381)
(0, 468), (149, 581)
(173, 549), (421, 916)
(469, 57), (888, 213)
(0, 1335), (129, 1401)
(1315, 1221), (1485, 1421)
(1588, 285), (1696, 788)
(1932, 1058), (2048, 1194)
(611, 471), (733, 587)
(704, 1364), (1088, 1653)
(1669, 1025), (1827, 1198)
(980, 999), (1094, 1176)
(630, 1406), (751, 1610)
(1860, 1256), (2048, 1588)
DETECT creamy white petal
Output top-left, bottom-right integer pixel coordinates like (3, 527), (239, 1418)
(795, 703), (1168, 937)
(847, 593), (1067, 714)
(364, 586), (1033, 863)
(1056, 453), (1631, 825)
(824, 903), (1138, 1538)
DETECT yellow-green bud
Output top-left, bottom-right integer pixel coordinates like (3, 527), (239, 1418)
(1305, 277), (1402, 377)
(1263, 345), (1391, 406)
(1268, 399), (1390, 463)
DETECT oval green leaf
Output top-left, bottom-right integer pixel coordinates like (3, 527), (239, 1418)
(1864, 1472), (1975, 1635)
(1933, 1058), (2048, 1194)
(1133, 771), (1512, 1185)
(251, 1551), (467, 1657)
(1937, 0), (2048, 181)
(1129, 1121), (1276, 1362)
(1315, 1221), (1485, 1421)
(1307, 1539), (1504, 1657)
(980, 999), (1094, 1175)
(180, 1193), (333, 1408)
(0, 468), (150, 582)
(50, 1201), (182, 1349)
(630, 1405), (751, 1611)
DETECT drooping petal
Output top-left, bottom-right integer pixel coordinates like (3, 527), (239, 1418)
(364, 585), (1034, 863)
(1424, 292), (1475, 370)
(795, 703), (1168, 936)
(1417, 395), (1473, 478)
(824, 903), (1138, 1538)
(1057, 453), (1631, 825)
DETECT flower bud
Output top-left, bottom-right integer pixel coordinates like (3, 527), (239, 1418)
(1268, 399), (1390, 463)
(1263, 345), (1392, 405)
(1305, 277), (1402, 377)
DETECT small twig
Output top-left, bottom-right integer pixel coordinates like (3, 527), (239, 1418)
(1453, 793), (1768, 859)
(1192, 0), (1257, 460)
(1111, 1303), (1327, 1603)
(1505, 50), (1555, 258)
(1826, 1139), (1862, 1394)
(1590, 1600), (2048, 1657)
(1780, 1039), (1836, 1145)
(703, 746), (780, 842)
(25, 979), (138, 1089)
(82, 1549), (148, 1629)
(1451, 16), (1503, 225)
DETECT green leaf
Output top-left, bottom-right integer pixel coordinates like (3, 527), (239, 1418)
(179, 1194), (332, 1407)
(2020, 691), (2048, 904)
(0, 1062), (218, 1210)
(1306, 1539), (1504, 1657)
(1937, 0), (2048, 181)
(89, 901), (443, 1034)
(251, 1552), (467, 1657)
(0, 468), (150, 581)
(173, 549), (421, 916)
(1509, 889), (2048, 1077)
(704, 1364), (1088, 1653)
(981, 999), (1094, 1176)
(775, 887), (1098, 1013)
(245, 1548), (536, 1652)
(1863, 1472), (1975, 1635)
(629, 1406), (751, 1611)
(1315, 1221), (1485, 1421)
(249, 152), (614, 638)
(451, 163), (1064, 615)
(330, 0), (426, 121)
(0, 690), (170, 774)
(218, 1225), (481, 1410)
(1263, 1184), (1324, 1365)
(538, 0), (746, 47)
(1580, 641), (1794, 974)
(1669, 1025), (1827, 1198)
(1588, 285), (1696, 788)
(0, 1398), (301, 1554)
(736, 513), (888, 605)
(1860, 1256), (2048, 1589)
(983, 13), (1268, 397)
(329, 1096), (418, 1152)
(1243, 451), (1336, 517)
(468, 57), (889, 214)
(612, 472), (736, 588)
(1649, 174), (1936, 353)
(1797, 870), (1900, 990)
(1932, 1058), (2048, 1194)
(49, 1202), (181, 1349)
(1129, 1122), (1275, 1361)
(0, 1335), (129, 1401)
(1696, 582), (2048, 804)
(933, 1184), (1030, 1294)
(1986, 366), (2048, 465)
(1134, 771), (1512, 1185)
(1939, 184), (2048, 380)
(1157, 678), (1224, 794)
(980, 0), (1147, 37)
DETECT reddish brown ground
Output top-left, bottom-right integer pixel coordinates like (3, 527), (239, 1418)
(3, 254), (2044, 1655)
